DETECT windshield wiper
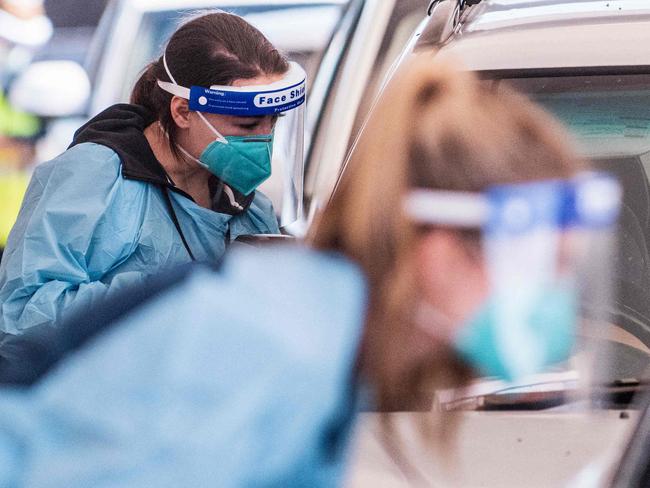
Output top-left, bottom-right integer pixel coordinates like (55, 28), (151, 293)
(442, 378), (650, 411)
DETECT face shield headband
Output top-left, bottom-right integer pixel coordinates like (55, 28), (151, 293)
(156, 54), (306, 117)
(403, 172), (622, 382)
(403, 172), (621, 234)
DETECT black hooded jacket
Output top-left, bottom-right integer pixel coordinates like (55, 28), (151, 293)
(69, 103), (255, 214)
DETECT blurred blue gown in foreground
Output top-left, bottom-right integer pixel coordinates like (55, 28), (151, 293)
(0, 246), (367, 487)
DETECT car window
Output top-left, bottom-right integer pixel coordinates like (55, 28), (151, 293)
(348, 5), (425, 140)
(305, 0), (428, 219)
(471, 74), (650, 403)
(503, 75), (650, 159)
(503, 76), (650, 365)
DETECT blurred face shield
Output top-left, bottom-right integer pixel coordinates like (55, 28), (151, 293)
(158, 59), (306, 228)
(404, 172), (622, 385)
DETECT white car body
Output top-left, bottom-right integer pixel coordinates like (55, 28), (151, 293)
(340, 1), (650, 486)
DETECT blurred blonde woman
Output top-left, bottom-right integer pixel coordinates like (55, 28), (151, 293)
(311, 53), (594, 413)
(0, 54), (619, 487)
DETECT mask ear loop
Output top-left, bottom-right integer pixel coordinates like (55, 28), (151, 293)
(188, 98), (230, 207)
(196, 111), (229, 145)
(159, 121), (239, 210)
(158, 48), (250, 211)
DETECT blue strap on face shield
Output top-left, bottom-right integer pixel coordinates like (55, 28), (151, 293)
(403, 171), (622, 232)
(187, 82), (305, 116)
(565, 172), (622, 230)
(485, 172), (622, 236)
(156, 53), (306, 116)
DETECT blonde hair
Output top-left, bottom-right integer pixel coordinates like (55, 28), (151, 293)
(309, 53), (586, 418)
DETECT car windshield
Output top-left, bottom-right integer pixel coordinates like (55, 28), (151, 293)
(496, 74), (650, 388)
(503, 75), (650, 158)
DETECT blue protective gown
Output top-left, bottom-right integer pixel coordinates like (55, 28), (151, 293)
(0, 245), (367, 487)
(0, 135), (279, 335)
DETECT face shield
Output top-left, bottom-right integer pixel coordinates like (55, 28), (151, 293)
(404, 172), (622, 386)
(157, 59), (306, 229)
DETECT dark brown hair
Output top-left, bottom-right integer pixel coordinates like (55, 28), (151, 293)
(131, 10), (289, 158)
(309, 53), (586, 446)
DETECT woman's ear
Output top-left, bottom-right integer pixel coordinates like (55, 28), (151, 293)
(170, 96), (191, 129)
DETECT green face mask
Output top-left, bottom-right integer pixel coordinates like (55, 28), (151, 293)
(199, 134), (273, 196)
(454, 283), (578, 381)
(195, 112), (273, 196)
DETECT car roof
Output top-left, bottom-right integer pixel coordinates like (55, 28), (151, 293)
(436, 0), (650, 71)
(129, 0), (347, 13)
(460, 0), (650, 33)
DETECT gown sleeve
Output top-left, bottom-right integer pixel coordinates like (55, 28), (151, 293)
(0, 143), (148, 335)
(0, 246), (367, 487)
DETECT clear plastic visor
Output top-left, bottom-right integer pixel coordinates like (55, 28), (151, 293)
(157, 61), (306, 229)
(404, 172), (623, 408)
(261, 101), (304, 229)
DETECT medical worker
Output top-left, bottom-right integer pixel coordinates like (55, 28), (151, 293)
(0, 56), (620, 486)
(0, 11), (307, 335)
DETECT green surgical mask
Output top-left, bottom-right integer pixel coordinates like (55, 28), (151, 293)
(181, 112), (273, 196)
(199, 133), (273, 196)
(454, 284), (578, 381)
